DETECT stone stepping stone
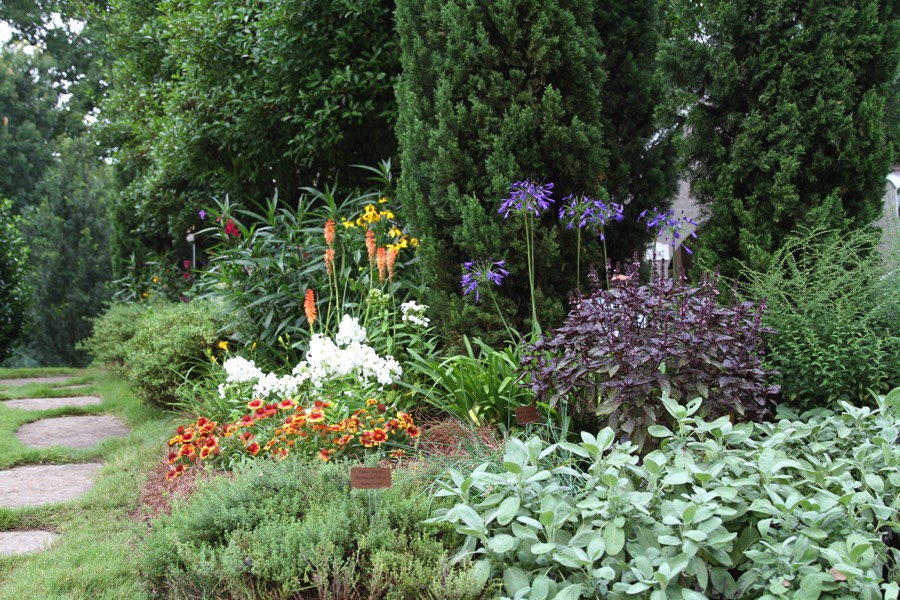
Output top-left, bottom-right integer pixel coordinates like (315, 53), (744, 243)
(0, 531), (58, 556)
(16, 415), (129, 449)
(0, 463), (102, 508)
(3, 396), (102, 411)
(0, 376), (74, 387)
(55, 384), (91, 390)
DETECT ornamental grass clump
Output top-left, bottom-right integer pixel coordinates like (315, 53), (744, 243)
(522, 259), (779, 450)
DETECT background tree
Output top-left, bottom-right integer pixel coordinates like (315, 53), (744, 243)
(0, 48), (61, 212)
(396, 0), (675, 341)
(15, 137), (113, 367)
(661, 0), (900, 279)
(0, 197), (29, 363)
(97, 0), (400, 274)
(594, 1), (679, 265)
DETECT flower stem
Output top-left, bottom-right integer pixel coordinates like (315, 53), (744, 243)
(523, 213), (539, 333)
(576, 227), (581, 291)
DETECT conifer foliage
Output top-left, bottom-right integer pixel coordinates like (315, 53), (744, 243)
(661, 0), (900, 279)
(396, 0), (609, 338)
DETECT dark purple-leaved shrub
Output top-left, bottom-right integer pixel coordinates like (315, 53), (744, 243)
(521, 260), (780, 449)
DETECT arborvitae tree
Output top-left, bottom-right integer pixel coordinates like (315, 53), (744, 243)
(594, 1), (679, 266)
(396, 0), (609, 340)
(661, 0), (900, 279)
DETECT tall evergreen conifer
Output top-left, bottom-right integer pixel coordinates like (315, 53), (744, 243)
(661, 0), (900, 279)
(398, 0), (673, 341)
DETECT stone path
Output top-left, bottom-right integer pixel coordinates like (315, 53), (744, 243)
(0, 463), (103, 508)
(16, 415), (129, 449)
(0, 375), (122, 559)
(3, 396), (102, 411)
(0, 376), (74, 387)
(0, 531), (58, 556)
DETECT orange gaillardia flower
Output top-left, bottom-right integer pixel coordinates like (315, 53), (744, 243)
(246, 442), (261, 455)
(365, 230), (376, 264)
(324, 248), (335, 276)
(324, 219), (335, 246)
(307, 408), (325, 423)
(277, 398), (296, 410)
(247, 399), (264, 410)
(304, 289), (317, 328)
(376, 248), (387, 282)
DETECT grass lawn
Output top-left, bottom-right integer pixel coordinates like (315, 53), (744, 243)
(0, 369), (173, 600)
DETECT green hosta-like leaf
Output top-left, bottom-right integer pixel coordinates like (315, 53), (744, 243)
(503, 461), (523, 475)
(603, 524), (625, 556)
(503, 566), (531, 597)
(649, 425), (675, 438)
(486, 534), (517, 554)
(531, 542), (556, 555)
(496, 496), (520, 526)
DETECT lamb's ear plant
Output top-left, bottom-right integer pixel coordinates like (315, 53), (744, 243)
(423, 390), (900, 599)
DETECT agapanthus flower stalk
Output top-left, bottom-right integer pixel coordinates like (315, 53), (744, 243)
(461, 258), (515, 339)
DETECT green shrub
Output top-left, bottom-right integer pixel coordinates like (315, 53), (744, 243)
(142, 457), (492, 599)
(78, 302), (151, 369)
(124, 300), (224, 406)
(741, 226), (900, 408)
(427, 390), (900, 599)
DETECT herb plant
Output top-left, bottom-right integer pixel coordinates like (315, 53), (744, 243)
(425, 390), (900, 599)
(522, 260), (779, 449)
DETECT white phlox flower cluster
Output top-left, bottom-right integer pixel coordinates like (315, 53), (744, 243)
(400, 301), (430, 328)
(299, 326), (401, 388)
(252, 371), (309, 401)
(217, 315), (402, 401)
(222, 356), (263, 383)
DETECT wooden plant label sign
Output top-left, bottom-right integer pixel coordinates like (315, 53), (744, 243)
(350, 467), (392, 489)
(515, 404), (541, 425)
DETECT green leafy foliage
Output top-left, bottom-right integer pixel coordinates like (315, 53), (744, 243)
(742, 226), (900, 408)
(660, 0), (900, 279)
(0, 197), (29, 363)
(522, 262), (779, 450)
(142, 457), (493, 599)
(81, 300), (225, 406)
(78, 301), (150, 369)
(0, 48), (63, 213)
(97, 0), (399, 269)
(14, 136), (114, 367)
(124, 300), (225, 406)
(404, 337), (535, 429)
(426, 391), (900, 599)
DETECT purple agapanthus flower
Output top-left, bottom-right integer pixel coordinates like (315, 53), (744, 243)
(499, 179), (555, 218)
(461, 258), (509, 302)
(559, 195), (624, 239)
(199, 210), (207, 220)
(640, 207), (699, 253)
